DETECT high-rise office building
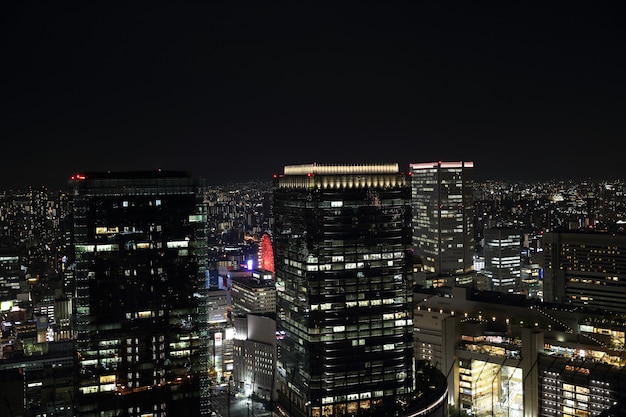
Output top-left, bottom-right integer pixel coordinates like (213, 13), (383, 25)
(69, 171), (209, 416)
(483, 226), (521, 293)
(410, 161), (475, 286)
(272, 163), (415, 417)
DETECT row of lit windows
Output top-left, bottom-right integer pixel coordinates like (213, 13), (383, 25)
(312, 298), (402, 310)
(79, 384), (116, 394)
(318, 329), (408, 343)
(80, 357), (121, 367)
(75, 240), (190, 253)
(322, 390), (385, 404)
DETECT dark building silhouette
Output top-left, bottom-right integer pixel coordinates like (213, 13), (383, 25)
(272, 163), (416, 417)
(69, 171), (209, 416)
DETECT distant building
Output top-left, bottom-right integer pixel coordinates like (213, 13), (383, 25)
(69, 171), (210, 416)
(519, 263), (542, 300)
(207, 289), (228, 325)
(410, 161), (475, 287)
(207, 288), (231, 383)
(0, 248), (23, 301)
(230, 270), (276, 318)
(483, 226), (521, 293)
(543, 230), (626, 313)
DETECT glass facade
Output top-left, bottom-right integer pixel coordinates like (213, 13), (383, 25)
(410, 161), (474, 280)
(272, 164), (415, 417)
(70, 171), (209, 416)
(484, 227), (522, 293)
(457, 359), (523, 417)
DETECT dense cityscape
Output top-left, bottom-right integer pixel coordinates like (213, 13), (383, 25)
(0, 163), (625, 417)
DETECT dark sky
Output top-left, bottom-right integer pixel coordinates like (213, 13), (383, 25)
(2, 1), (624, 190)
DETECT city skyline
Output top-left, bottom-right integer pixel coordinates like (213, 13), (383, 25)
(2, 2), (624, 191)
(2, 164), (626, 415)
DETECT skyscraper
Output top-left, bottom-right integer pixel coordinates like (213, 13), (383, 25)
(483, 226), (521, 293)
(69, 171), (209, 416)
(410, 161), (475, 286)
(272, 163), (415, 417)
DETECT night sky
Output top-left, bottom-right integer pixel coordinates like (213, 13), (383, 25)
(2, 1), (624, 190)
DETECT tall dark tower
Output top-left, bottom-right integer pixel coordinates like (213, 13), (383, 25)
(272, 163), (415, 417)
(410, 161), (475, 287)
(69, 171), (209, 416)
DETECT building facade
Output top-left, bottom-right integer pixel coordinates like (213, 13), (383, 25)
(543, 230), (626, 312)
(272, 163), (415, 417)
(233, 314), (277, 404)
(0, 248), (23, 301)
(483, 226), (521, 293)
(70, 171), (209, 416)
(231, 271), (276, 317)
(0, 341), (75, 417)
(410, 161), (475, 287)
